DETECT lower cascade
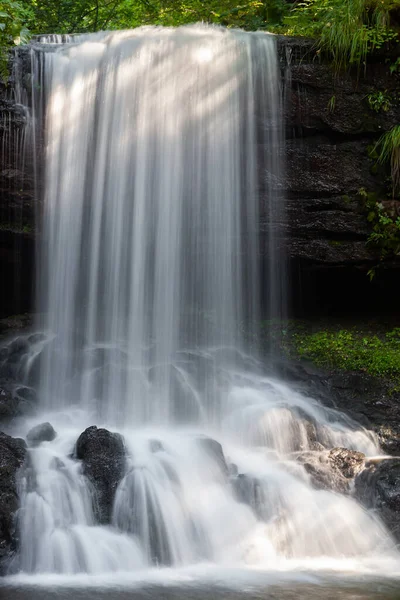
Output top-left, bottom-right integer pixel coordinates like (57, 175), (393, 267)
(1, 25), (399, 578)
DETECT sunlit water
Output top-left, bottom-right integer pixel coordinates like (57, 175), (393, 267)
(3, 25), (400, 588)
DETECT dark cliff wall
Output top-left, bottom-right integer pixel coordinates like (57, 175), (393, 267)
(275, 38), (400, 316)
(1, 39), (399, 319)
(0, 50), (35, 318)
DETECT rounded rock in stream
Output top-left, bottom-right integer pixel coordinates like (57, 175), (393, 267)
(75, 426), (126, 525)
(26, 422), (56, 446)
(0, 432), (27, 574)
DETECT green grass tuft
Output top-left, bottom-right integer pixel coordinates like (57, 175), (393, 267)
(375, 125), (400, 196)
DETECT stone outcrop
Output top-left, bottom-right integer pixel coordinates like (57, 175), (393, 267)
(355, 459), (400, 542)
(0, 432), (26, 574)
(273, 39), (400, 316)
(277, 360), (400, 456)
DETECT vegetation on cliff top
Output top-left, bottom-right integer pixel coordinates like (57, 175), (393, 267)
(1, 0), (399, 71)
(0, 0), (31, 78)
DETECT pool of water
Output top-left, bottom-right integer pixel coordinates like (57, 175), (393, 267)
(2, 568), (400, 600)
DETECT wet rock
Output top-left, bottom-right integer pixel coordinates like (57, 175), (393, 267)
(50, 456), (65, 470)
(297, 447), (365, 494)
(14, 386), (37, 405)
(0, 384), (36, 422)
(148, 364), (202, 424)
(114, 466), (173, 566)
(232, 474), (264, 518)
(8, 338), (29, 358)
(328, 447), (365, 479)
(0, 387), (16, 421)
(228, 462), (238, 477)
(27, 333), (46, 345)
(297, 451), (349, 494)
(26, 422), (56, 446)
(196, 436), (228, 475)
(0, 431), (27, 574)
(275, 362), (400, 456)
(0, 337), (31, 381)
(355, 459), (400, 542)
(149, 439), (164, 453)
(75, 426), (126, 524)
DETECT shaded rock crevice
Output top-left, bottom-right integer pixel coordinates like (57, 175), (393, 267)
(0, 431), (26, 574)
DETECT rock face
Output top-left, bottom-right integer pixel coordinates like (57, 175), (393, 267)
(0, 432), (26, 574)
(75, 426), (126, 524)
(0, 49), (36, 319)
(1, 41), (400, 319)
(272, 39), (400, 316)
(355, 459), (400, 542)
(277, 360), (400, 456)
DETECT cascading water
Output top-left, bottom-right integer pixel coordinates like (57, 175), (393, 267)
(4, 25), (400, 579)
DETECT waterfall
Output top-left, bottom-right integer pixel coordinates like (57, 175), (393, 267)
(34, 26), (283, 424)
(8, 25), (399, 577)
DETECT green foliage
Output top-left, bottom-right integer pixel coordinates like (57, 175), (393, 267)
(0, 0), (396, 81)
(22, 0), (288, 35)
(366, 90), (392, 112)
(15, 0), (399, 71)
(358, 187), (400, 261)
(293, 327), (400, 382)
(374, 125), (400, 196)
(283, 0), (398, 72)
(327, 94), (336, 112)
(0, 0), (32, 80)
(0, 0), (394, 78)
(0, 220), (33, 232)
(390, 56), (400, 73)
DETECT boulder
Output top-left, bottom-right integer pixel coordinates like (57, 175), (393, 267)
(297, 447), (365, 494)
(0, 432), (27, 574)
(355, 459), (400, 542)
(26, 422), (56, 446)
(196, 436), (228, 475)
(328, 447), (365, 479)
(75, 426), (126, 524)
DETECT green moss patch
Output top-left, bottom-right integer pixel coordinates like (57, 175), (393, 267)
(260, 319), (400, 388)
